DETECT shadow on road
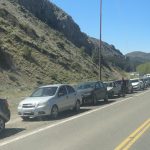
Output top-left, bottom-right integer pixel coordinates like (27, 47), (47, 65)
(83, 100), (116, 107)
(0, 128), (25, 139)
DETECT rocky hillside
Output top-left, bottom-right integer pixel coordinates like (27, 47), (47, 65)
(16, 0), (125, 59)
(0, 0), (126, 96)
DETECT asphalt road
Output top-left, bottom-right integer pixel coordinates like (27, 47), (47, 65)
(0, 89), (150, 150)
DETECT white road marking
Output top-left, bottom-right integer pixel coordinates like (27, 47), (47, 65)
(1, 89), (150, 147)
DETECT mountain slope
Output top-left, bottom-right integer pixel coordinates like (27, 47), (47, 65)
(16, 0), (125, 60)
(126, 51), (150, 61)
(0, 0), (126, 95)
(126, 51), (150, 66)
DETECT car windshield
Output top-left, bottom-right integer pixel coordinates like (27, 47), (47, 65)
(30, 87), (58, 97)
(131, 80), (139, 83)
(77, 82), (95, 90)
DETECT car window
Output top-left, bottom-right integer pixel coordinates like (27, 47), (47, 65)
(31, 87), (58, 97)
(99, 82), (104, 88)
(58, 86), (67, 96)
(95, 83), (100, 89)
(77, 82), (95, 90)
(66, 85), (75, 94)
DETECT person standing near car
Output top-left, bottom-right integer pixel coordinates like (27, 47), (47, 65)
(121, 77), (126, 97)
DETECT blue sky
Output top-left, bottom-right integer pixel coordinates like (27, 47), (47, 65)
(51, 0), (150, 54)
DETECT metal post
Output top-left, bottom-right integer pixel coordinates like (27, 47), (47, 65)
(99, 0), (102, 81)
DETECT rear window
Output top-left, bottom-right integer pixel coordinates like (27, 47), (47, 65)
(77, 82), (95, 90)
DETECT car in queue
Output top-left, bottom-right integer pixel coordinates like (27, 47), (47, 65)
(0, 98), (10, 133)
(76, 81), (108, 105)
(104, 81), (121, 98)
(18, 84), (82, 120)
(130, 78), (144, 91)
(115, 79), (133, 94)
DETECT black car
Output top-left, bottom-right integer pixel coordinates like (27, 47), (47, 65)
(0, 99), (10, 133)
(77, 81), (108, 105)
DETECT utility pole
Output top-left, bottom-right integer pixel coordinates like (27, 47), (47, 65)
(99, 0), (102, 81)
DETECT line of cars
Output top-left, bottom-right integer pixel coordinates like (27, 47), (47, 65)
(103, 77), (150, 98)
(104, 79), (133, 98)
(17, 81), (108, 121)
(0, 76), (150, 133)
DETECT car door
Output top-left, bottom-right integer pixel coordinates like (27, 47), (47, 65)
(94, 82), (101, 100)
(66, 85), (76, 108)
(57, 86), (68, 111)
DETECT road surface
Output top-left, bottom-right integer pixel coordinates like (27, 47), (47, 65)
(0, 89), (150, 150)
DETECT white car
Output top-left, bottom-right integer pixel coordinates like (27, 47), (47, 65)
(18, 84), (82, 120)
(130, 78), (143, 90)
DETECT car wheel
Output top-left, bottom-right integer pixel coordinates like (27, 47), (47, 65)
(51, 105), (59, 119)
(92, 94), (97, 105)
(74, 100), (80, 113)
(0, 117), (5, 133)
(104, 93), (108, 102)
(21, 116), (30, 121)
(118, 92), (121, 97)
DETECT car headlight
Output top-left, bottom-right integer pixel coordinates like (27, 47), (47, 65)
(37, 102), (47, 107)
(18, 103), (22, 108)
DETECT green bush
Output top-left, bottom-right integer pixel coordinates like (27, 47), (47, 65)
(136, 62), (150, 74)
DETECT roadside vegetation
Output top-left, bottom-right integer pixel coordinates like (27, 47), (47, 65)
(136, 62), (150, 74)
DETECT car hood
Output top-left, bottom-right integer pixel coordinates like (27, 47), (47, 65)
(20, 96), (54, 105)
(77, 88), (93, 95)
(132, 82), (139, 86)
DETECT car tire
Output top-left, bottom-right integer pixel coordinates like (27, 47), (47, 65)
(21, 116), (30, 121)
(0, 117), (5, 133)
(104, 93), (108, 102)
(51, 105), (59, 119)
(92, 94), (97, 105)
(118, 92), (121, 97)
(74, 100), (80, 113)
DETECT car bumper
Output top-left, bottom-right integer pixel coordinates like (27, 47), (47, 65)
(132, 86), (140, 90)
(18, 105), (50, 118)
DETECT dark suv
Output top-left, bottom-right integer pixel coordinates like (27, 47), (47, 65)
(0, 99), (10, 133)
(77, 81), (108, 105)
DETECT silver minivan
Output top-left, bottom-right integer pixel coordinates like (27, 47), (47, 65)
(18, 84), (81, 120)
